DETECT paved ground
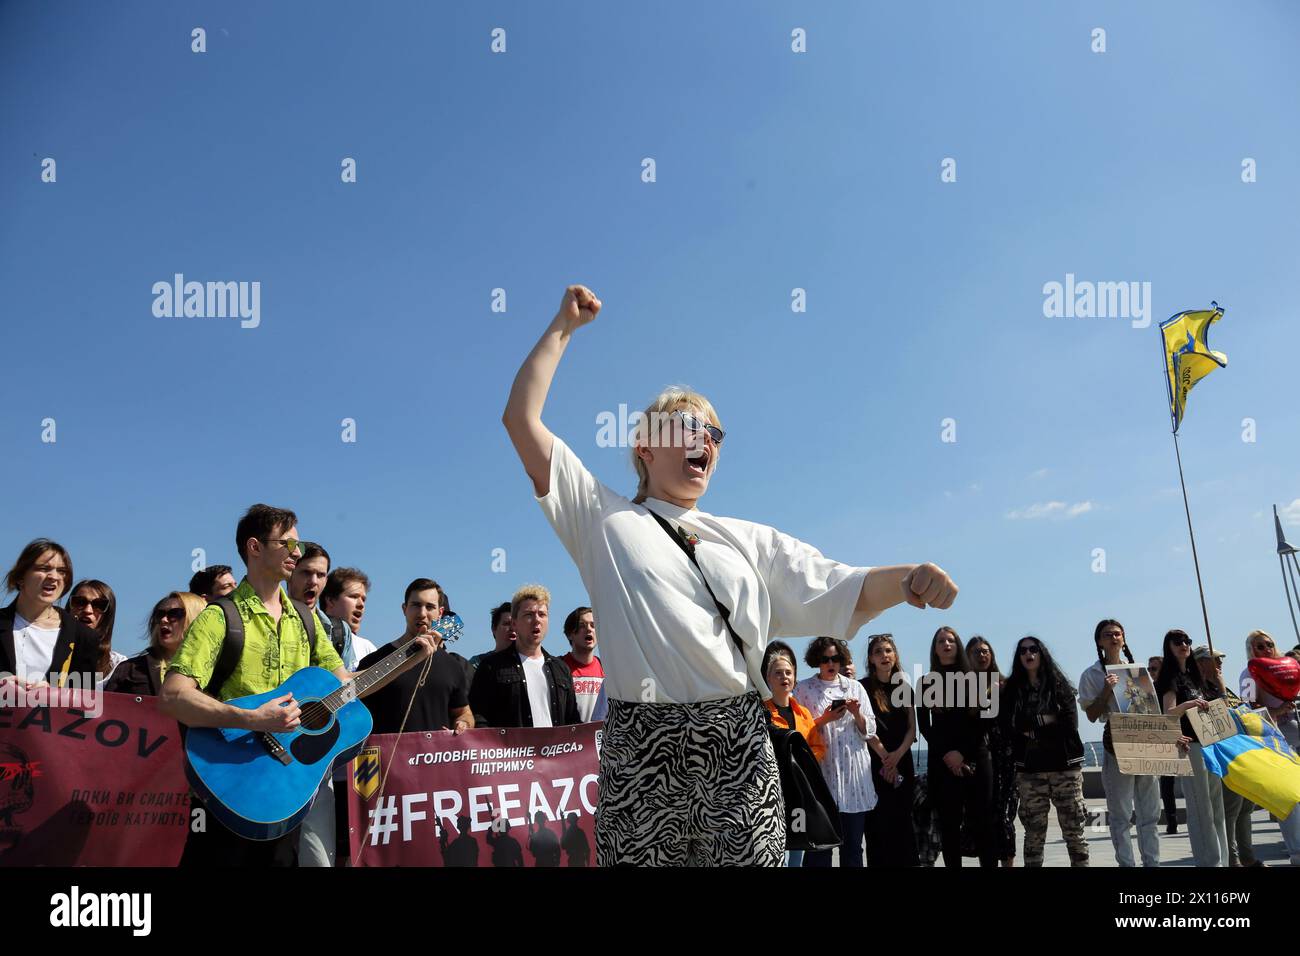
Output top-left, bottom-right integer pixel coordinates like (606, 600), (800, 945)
(933, 801), (1296, 867)
(827, 802), (1297, 867)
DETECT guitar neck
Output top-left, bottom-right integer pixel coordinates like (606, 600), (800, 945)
(333, 638), (426, 707)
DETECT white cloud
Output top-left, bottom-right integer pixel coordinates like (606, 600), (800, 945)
(1006, 500), (1095, 520)
(1029, 468), (1050, 480)
(1281, 499), (1300, 526)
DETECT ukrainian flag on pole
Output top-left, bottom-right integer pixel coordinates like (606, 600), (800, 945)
(1202, 707), (1300, 819)
(1160, 303), (1228, 433)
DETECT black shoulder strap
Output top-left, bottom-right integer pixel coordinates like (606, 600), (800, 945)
(292, 599), (317, 645)
(648, 511), (746, 659)
(206, 598), (244, 697)
(328, 616), (347, 656)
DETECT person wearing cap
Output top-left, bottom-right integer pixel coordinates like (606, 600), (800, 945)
(1195, 644), (1264, 867)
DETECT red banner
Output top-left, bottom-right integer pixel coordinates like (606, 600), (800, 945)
(347, 723), (601, 867)
(0, 689), (190, 866)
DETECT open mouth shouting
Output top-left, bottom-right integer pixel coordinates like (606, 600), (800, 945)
(684, 444), (711, 480)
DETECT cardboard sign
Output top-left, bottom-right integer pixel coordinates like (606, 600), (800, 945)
(1109, 712), (1191, 777)
(1188, 698), (1236, 745)
(1116, 756), (1194, 776)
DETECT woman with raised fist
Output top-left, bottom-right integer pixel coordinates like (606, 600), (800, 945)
(502, 284), (959, 867)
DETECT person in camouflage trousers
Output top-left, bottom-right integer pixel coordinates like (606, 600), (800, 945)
(1000, 635), (1090, 867)
(1017, 768), (1089, 865)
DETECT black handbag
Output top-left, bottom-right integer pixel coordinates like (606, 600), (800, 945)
(648, 510), (843, 852)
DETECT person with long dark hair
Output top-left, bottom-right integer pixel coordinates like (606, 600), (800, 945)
(862, 633), (919, 866)
(968, 634), (1017, 866)
(1155, 628), (1227, 867)
(0, 539), (100, 690)
(68, 579), (124, 686)
(1002, 635), (1088, 866)
(502, 284), (958, 866)
(917, 626), (996, 867)
(1078, 618), (1160, 866)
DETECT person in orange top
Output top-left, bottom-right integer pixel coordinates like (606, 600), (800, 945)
(763, 641), (828, 867)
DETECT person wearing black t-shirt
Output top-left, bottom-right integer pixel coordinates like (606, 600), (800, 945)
(360, 578), (474, 735)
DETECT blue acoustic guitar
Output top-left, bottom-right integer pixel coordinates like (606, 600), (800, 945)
(184, 614), (464, 840)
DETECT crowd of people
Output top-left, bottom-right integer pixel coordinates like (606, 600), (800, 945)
(759, 620), (1300, 868)
(0, 526), (605, 867)
(6, 525), (1296, 869)
(5, 285), (1297, 869)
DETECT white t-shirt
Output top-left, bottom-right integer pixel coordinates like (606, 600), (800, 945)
(96, 649), (129, 689)
(520, 653), (553, 728)
(1078, 660), (1118, 723)
(537, 436), (874, 704)
(13, 613), (61, 682)
(793, 674), (878, 813)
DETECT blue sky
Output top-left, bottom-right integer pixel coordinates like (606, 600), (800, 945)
(3, 1), (1298, 740)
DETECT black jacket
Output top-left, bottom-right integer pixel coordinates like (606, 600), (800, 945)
(0, 602), (102, 686)
(104, 648), (166, 696)
(469, 646), (580, 728)
(999, 679), (1085, 772)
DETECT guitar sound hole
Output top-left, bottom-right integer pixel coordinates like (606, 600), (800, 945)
(299, 703), (331, 732)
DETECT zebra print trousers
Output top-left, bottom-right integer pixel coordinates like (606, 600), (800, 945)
(596, 691), (785, 866)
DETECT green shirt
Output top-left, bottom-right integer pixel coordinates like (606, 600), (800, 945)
(169, 579), (345, 701)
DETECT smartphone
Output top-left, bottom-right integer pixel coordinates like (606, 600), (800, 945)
(830, 698), (847, 712)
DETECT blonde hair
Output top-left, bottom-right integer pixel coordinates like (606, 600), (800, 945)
(511, 583), (552, 618)
(629, 385), (724, 504)
(150, 591), (208, 651)
(1246, 629), (1276, 660)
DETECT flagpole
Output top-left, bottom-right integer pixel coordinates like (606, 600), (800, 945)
(1171, 429), (1216, 657)
(1278, 506), (1300, 645)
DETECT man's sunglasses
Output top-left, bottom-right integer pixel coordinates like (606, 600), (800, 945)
(675, 411), (725, 446)
(263, 538), (303, 555)
(70, 596), (110, 613)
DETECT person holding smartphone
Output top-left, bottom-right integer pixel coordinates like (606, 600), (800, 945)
(794, 637), (888, 867)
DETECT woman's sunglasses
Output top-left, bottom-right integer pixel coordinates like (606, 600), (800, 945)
(1018, 645), (1040, 657)
(1170, 636), (1192, 647)
(70, 596), (110, 613)
(820, 656), (842, 665)
(674, 411), (725, 446)
(154, 608), (186, 624)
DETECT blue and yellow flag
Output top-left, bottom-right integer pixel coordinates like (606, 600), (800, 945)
(1202, 707), (1300, 819)
(1159, 303), (1228, 433)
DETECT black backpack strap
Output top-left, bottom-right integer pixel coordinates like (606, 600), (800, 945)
(648, 511), (746, 659)
(205, 597), (244, 697)
(292, 599), (317, 647)
(328, 616), (347, 657)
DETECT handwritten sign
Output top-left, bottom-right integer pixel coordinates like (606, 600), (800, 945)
(1109, 712), (1191, 776)
(1188, 698), (1236, 745)
(1116, 756), (1193, 776)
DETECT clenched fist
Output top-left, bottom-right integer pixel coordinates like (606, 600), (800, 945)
(901, 563), (958, 610)
(557, 284), (601, 330)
